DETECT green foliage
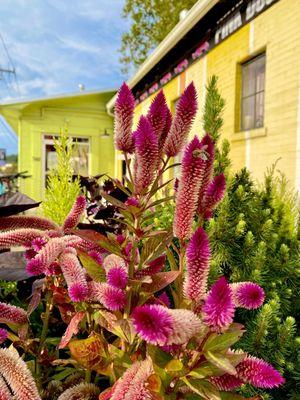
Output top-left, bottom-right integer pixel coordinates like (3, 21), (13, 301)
(120, 0), (197, 74)
(42, 131), (81, 225)
(208, 168), (300, 399)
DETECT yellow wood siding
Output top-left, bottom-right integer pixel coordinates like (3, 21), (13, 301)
(133, 0), (300, 189)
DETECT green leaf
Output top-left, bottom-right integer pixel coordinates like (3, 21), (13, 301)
(189, 362), (223, 379)
(220, 393), (261, 400)
(165, 359), (184, 373)
(166, 248), (178, 271)
(204, 351), (236, 375)
(181, 377), (221, 400)
(203, 326), (244, 353)
(146, 196), (175, 210)
(147, 344), (172, 368)
(78, 251), (106, 282)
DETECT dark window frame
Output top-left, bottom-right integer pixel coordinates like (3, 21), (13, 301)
(240, 53), (266, 131)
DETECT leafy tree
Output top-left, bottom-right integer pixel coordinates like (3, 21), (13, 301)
(120, 0), (197, 74)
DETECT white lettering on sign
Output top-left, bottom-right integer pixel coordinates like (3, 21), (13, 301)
(246, 0), (275, 21)
(215, 12), (242, 44)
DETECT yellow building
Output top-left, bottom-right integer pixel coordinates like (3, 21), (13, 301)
(0, 89), (116, 200)
(107, 0), (300, 189)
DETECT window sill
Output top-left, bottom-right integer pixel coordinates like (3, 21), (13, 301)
(232, 127), (267, 142)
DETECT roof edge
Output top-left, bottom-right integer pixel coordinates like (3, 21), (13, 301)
(107, 0), (218, 113)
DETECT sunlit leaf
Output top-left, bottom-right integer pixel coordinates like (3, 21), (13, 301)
(204, 351), (236, 375)
(181, 377), (221, 400)
(78, 250), (106, 282)
(142, 271), (180, 293)
(59, 311), (85, 349)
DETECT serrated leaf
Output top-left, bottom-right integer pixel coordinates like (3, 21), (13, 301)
(204, 351), (236, 375)
(181, 377), (221, 400)
(78, 251), (106, 282)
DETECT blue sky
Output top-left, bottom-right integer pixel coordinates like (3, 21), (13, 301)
(0, 0), (128, 154)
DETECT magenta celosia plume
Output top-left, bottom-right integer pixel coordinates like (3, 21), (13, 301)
(163, 82), (197, 157)
(197, 133), (215, 213)
(211, 374), (243, 391)
(236, 356), (285, 388)
(0, 328), (8, 344)
(60, 250), (88, 302)
(147, 90), (169, 140)
(231, 282), (265, 309)
(107, 266), (128, 289)
(88, 281), (126, 311)
(132, 304), (201, 345)
(199, 173), (226, 218)
(184, 227), (211, 303)
(0, 215), (58, 231)
(0, 302), (27, 326)
(111, 359), (153, 400)
(63, 195), (87, 231)
(114, 82), (135, 153)
(0, 348), (41, 400)
(173, 136), (207, 239)
(133, 116), (159, 194)
(202, 276), (235, 332)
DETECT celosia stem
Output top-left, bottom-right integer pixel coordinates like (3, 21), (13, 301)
(124, 152), (134, 189)
(176, 239), (186, 306)
(85, 369), (91, 383)
(38, 289), (53, 355)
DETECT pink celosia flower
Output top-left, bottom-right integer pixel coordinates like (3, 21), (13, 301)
(147, 90), (169, 140)
(0, 375), (12, 400)
(184, 227), (211, 303)
(159, 104), (172, 151)
(114, 82), (135, 153)
(202, 277), (235, 332)
(236, 356), (285, 388)
(135, 255), (166, 278)
(0, 229), (47, 250)
(88, 250), (103, 265)
(0, 215), (58, 231)
(133, 116), (159, 194)
(88, 281), (126, 311)
(199, 173), (226, 218)
(0, 348), (41, 400)
(103, 254), (127, 272)
(107, 266), (128, 289)
(57, 383), (99, 400)
(197, 134), (215, 212)
(163, 82), (198, 157)
(24, 248), (37, 261)
(157, 292), (171, 307)
(0, 328), (8, 344)
(31, 237), (47, 252)
(211, 374), (243, 391)
(111, 359), (153, 400)
(60, 250), (88, 302)
(116, 234), (125, 244)
(132, 304), (201, 345)
(125, 196), (140, 207)
(63, 195), (87, 231)
(173, 136), (207, 239)
(0, 302), (27, 326)
(231, 282), (265, 310)
(26, 237), (66, 276)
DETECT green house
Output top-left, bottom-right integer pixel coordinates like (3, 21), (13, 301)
(0, 89), (116, 201)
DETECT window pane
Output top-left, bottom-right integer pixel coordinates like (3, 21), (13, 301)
(255, 55), (265, 92)
(255, 91), (264, 128)
(241, 96), (255, 130)
(242, 62), (256, 97)
(72, 143), (89, 176)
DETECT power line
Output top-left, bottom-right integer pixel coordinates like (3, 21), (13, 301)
(0, 33), (20, 96)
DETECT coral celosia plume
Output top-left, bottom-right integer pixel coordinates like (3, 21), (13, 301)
(184, 227), (211, 302)
(0, 328), (8, 344)
(164, 82), (198, 157)
(0, 229), (48, 250)
(133, 116), (159, 194)
(0, 215), (58, 231)
(57, 383), (99, 400)
(60, 250), (88, 302)
(0, 303), (27, 326)
(173, 136), (207, 239)
(0, 375), (12, 400)
(114, 82), (135, 153)
(111, 359), (154, 400)
(63, 195), (87, 231)
(202, 277), (235, 332)
(0, 348), (41, 400)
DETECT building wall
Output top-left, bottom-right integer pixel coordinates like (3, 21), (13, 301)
(16, 93), (115, 201)
(132, 0), (300, 189)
